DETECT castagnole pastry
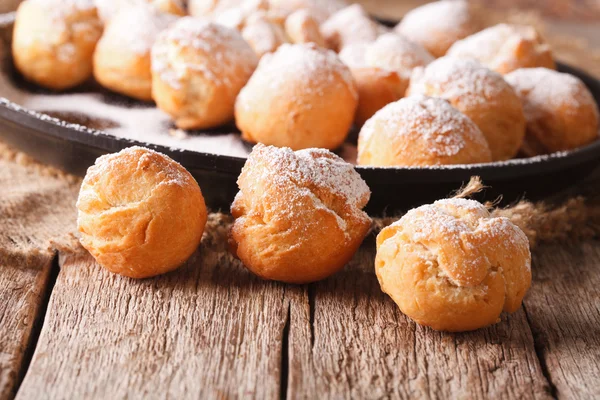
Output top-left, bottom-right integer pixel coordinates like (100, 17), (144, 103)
(447, 24), (555, 74)
(505, 68), (600, 156)
(321, 4), (388, 51)
(96, 0), (186, 23)
(235, 43), (357, 150)
(376, 198), (531, 332)
(93, 4), (176, 101)
(230, 144), (371, 284)
(241, 13), (288, 57)
(395, 0), (483, 58)
(151, 17), (258, 129)
(268, 0), (347, 23)
(407, 57), (526, 161)
(340, 33), (434, 125)
(189, 0), (265, 18)
(284, 9), (326, 47)
(12, 0), (103, 90)
(357, 95), (492, 167)
(77, 147), (208, 279)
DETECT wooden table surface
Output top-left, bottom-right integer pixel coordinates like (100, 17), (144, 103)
(1, 1), (600, 399)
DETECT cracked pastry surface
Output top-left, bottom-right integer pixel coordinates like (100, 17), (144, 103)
(230, 144), (371, 284)
(93, 3), (176, 101)
(395, 0), (483, 58)
(151, 17), (258, 129)
(357, 95), (492, 167)
(12, 0), (103, 90)
(407, 57), (526, 161)
(375, 198), (531, 332)
(505, 67), (600, 156)
(447, 23), (555, 75)
(77, 147), (207, 279)
(235, 43), (357, 150)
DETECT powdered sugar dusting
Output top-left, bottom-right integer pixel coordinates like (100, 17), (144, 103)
(505, 67), (600, 119)
(321, 4), (388, 50)
(100, 3), (177, 55)
(396, 0), (473, 43)
(447, 23), (549, 69)
(151, 17), (258, 90)
(87, 145), (191, 188)
(238, 144), (370, 237)
(359, 95), (486, 158)
(408, 57), (510, 107)
(238, 43), (357, 110)
(339, 33), (433, 79)
(386, 197), (530, 286)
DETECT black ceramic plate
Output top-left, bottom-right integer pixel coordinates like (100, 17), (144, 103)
(1, 12), (600, 214)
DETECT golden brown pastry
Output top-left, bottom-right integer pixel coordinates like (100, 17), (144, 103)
(212, 0), (272, 31)
(189, 0), (266, 18)
(12, 0), (103, 90)
(241, 13), (288, 57)
(447, 23), (555, 74)
(376, 198), (532, 332)
(268, 0), (347, 23)
(77, 147), (207, 279)
(321, 4), (388, 51)
(235, 43), (357, 150)
(395, 0), (483, 58)
(93, 4), (176, 101)
(407, 57), (526, 161)
(230, 144), (371, 284)
(505, 68), (600, 156)
(357, 95), (492, 166)
(96, 0), (186, 23)
(284, 9), (326, 47)
(151, 17), (258, 129)
(340, 33), (434, 125)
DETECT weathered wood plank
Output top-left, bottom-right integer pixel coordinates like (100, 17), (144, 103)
(524, 242), (600, 399)
(0, 254), (53, 400)
(17, 243), (289, 399)
(287, 244), (553, 399)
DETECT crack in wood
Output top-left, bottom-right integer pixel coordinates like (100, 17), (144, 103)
(280, 291), (290, 400)
(523, 300), (559, 399)
(14, 253), (59, 398)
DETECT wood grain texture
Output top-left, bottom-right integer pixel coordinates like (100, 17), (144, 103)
(287, 244), (553, 400)
(524, 242), (600, 399)
(0, 254), (53, 400)
(17, 245), (289, 400)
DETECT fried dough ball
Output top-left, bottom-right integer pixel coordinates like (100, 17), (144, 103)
(230, 144), (371, 284)
(340, 33), (434, 125)
(447, 23), (555, 74)
(93, 4), (176, 101)
(376, 198), (532, 332)
(395, 0), (483, 58)
(96, 0), (186, 23)
(77, 147), (207, 279)
(12, 0), (103, 90)
(284, 9), (326, 47)
(505, 68), (600, 156)
(235, 43), (357, 150)
(151, 17), (258, 129)
(407, 57), (526, 161)
(321, 4), (388, 51)
(357, 95), (492, 166)
(241, 13), (288, 57)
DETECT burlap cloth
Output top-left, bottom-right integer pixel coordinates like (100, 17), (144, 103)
(2, 6), (600, 264)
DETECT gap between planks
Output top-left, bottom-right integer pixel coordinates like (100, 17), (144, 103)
(12, 240), (600, 399)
